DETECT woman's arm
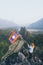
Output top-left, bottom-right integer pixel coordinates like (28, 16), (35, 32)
(28, 44), (30, 48)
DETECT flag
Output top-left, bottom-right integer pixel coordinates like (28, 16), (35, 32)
(9, 31), (20, 44)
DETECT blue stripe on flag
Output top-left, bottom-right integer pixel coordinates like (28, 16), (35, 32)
(9, 32), (18, 43)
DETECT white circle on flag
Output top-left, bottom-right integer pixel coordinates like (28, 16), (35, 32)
(12, 35), (15, 39)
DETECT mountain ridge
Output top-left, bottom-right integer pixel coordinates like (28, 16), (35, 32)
(0, 19), (19, 29)
(27, 18), (43, 29)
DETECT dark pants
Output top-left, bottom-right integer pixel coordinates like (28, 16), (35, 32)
(29, 52), (32, 59)
(27, 52), (32, 60)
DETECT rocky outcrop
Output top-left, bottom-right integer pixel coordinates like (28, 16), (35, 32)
(0, 51), (43, 65)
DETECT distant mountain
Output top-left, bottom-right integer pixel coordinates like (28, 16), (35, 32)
(0, 19), (19, 29)
(28, 18), (43, 29)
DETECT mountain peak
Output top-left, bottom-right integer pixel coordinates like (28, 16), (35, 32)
(40, 18), (43, 20)
(28, 18), (43, 29)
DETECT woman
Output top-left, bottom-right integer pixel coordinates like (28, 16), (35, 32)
(28, 43), (35, 59)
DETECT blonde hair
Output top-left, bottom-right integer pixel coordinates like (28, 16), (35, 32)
(30, 43), (35, 49)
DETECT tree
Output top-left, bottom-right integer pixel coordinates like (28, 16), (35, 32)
(19, 27), (30, 42)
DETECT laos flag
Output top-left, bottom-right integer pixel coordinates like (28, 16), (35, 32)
(9, 31), (20, 44)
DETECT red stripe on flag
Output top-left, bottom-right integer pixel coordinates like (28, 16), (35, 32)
(9, 31), (20, 44)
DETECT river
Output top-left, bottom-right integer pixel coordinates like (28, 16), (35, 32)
(27, 29), (43, 32)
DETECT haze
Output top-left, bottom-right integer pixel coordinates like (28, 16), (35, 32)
(0, 0), (43, 26)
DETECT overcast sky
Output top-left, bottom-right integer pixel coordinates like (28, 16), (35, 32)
(0, 0), (43, 26)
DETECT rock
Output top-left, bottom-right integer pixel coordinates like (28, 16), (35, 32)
(22, 59), (31, 65)
(34, 56), (42, 64)
(23, 48), (29, 56)
(0, 61), (6, 65)
(0, 50), (43, 65)
(14, 63), (23, 65)
(18, 52), (26, 62)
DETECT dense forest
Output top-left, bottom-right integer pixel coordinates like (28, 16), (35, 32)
(0, 28), (43, 62)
